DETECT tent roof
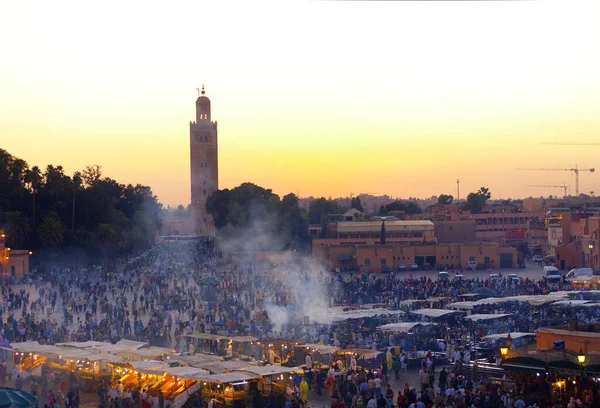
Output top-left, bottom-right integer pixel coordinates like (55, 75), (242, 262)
(376, 322), (432, 332)
(482, 332), (535, 340)
(410, 309), (458, 318)
(464, 313), (513, 321)
(115, 339), (149, 350)
(551, 300), (593, 306)
(242, 365), (303, 377)
(55, 341), (107, 348)
(297, 344), (340, 354)
(314, 308), (404, 324)
(186, 371), (260, 384)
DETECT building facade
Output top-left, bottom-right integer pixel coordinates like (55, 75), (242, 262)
(312, 220), (517, 272)
(190, 86), (218, 236)
(0, 231), (30, 278)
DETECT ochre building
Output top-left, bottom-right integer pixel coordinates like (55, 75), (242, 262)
(312, 220), (517, 272)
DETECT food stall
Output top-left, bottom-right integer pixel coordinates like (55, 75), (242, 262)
(187, 371), (260, 407)
(181, 334), (258, 359)
(337, 348), (382, 371)
(242, 365), (303, 395)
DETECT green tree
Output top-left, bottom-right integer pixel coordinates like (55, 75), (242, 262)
(24, 166), (42, 223)
(2, 211), (31, 248)
(465, 187), (492, 214)
(351, 197), (364, 212)
(308, 198), (346, 225)
(437, 194), (454, 205)
(38, 214), (65, 248)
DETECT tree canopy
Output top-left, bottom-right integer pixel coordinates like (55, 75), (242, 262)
(378, 200), (422, 216)
(206, 182), (310, 251)
(465, 187), (492, 214)
(0, 149), (162, 266)
(437, 194), (454, 205)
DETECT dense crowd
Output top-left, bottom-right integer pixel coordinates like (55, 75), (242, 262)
(1, 241), (599, 407)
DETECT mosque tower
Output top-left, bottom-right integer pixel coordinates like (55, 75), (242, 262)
(190, 85), (218, 236)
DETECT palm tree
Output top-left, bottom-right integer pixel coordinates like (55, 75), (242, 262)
(3, 211), (31, 248)
(24, 166), (42, 223)
(38, 215), (65, 248)
(71, 171), (83, 234)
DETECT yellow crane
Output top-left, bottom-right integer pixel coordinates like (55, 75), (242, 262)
(528, 184), (568, 199)
(518, 165), (595, 196)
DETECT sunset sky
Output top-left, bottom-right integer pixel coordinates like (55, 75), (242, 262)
(2, 0), (600, 207)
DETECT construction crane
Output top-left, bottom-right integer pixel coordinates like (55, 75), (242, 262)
(528, 184), (568, 199)
(518, 165), (595, 196)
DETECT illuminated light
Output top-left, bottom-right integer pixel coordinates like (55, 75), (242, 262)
(500, 347), (508, 356)
(578, 348), (586, 364)
(536, 373), (540, 377)
(29, 251), (33, 255)
(573, 380), (577, 385)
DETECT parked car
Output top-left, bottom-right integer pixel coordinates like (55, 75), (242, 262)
(410, 263), (419, 271)
(489, 273), (500, 280)
(455, 274), (465, 281)
(436, 263), (448, 271)
(508, 273), (520, 283)
(532, 255), (543, 263)
(422, 263), (433, 270)
(466, 261), (477, 271)
(382, 265), (392, 273)
(438, 271), (449, 281)
(398, 264), (407, 272)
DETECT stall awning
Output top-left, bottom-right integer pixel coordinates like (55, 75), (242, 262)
(242, 365), (302, 377)
(464, 314), (513, 321)
(482, 333), (535, 341)
(297, 344), (340, 354)
(115, 339), (149, 350)
(376, 322), (432, 333)
(55, 341), (107, 348)
(410, 309), (458, 318)
(129, 360), (170, 373)
(313, 308), (404, 324)
(186, 371), (260, 384)
(198, 360), (255, 374)
(157, 366), (211, 378)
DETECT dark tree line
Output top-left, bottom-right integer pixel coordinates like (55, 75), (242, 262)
(0, 149), (162, 266)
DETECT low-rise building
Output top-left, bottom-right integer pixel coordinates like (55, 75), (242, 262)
(0, 230), (30, 278)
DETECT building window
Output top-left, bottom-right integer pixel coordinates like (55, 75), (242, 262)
(365, 259), (371, 267)
(469, 256), (475, 262)
(203, 189), (206, 195)
(484, 256), (490, 264)
(381, 259), (387, 266)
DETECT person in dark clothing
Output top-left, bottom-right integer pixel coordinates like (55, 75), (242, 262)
(377, 394), (387, 408)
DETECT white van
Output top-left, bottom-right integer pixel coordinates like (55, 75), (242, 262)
(565, 268), (593, 282)
(544, 266), (561, 282)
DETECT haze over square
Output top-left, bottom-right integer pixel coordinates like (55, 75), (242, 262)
(2, 0), (600, 207)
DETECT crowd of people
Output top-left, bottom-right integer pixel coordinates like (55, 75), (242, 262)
(0, 240), (598, 407)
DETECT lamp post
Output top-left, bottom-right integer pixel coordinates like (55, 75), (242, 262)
(577, 348), (586, 365)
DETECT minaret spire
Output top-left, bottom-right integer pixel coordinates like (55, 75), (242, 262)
(201, 84), (205, 95)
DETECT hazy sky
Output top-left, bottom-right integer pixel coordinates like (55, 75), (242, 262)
(2, 0), (600, 206)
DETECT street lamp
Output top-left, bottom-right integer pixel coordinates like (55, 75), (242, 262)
(500, 345), (509, 357)
(578, 348), (586, 365)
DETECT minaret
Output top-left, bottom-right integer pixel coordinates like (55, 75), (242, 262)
(190, 85), (218, 236)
